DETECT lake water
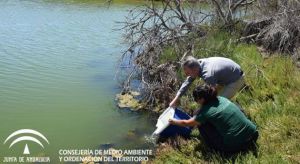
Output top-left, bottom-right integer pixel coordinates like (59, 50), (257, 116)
(0, 0), (155, 162)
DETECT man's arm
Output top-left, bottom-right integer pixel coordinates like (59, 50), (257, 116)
(176, 76), (196, 97)
(169, 117), (200, 127)
(169, 76), (195, 107)
(203, 76), (223, 93)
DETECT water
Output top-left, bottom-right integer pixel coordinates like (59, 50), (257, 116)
(144, 134), (159, 146)
(0, 0), (155, 162)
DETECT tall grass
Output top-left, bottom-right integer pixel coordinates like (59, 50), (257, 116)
(150, 30), (300, 163)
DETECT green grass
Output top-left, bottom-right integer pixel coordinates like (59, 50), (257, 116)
(150, 31), (300, 163)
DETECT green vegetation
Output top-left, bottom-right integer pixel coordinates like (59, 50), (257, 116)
(114, 0), (300, 162)
(116, 91), (143, 110)
(150, 30), (300, 163)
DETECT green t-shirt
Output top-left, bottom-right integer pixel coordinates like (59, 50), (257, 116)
(195, 96), (257, 147)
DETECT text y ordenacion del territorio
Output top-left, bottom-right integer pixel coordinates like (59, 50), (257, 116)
(59, 149), (153, 156)
(58, 149), (153, 162)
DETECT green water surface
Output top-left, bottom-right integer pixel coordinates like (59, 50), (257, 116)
(0, 0), (154, 162)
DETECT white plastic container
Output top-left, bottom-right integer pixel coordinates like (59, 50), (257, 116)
(152, 107), (175, 135)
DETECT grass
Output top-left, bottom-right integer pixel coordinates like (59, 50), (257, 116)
(150, 30), (300, 163)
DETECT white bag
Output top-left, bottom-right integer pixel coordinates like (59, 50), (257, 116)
(153, 107), (175, 135)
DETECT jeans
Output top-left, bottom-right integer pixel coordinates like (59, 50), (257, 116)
(219, 74), (245, 99)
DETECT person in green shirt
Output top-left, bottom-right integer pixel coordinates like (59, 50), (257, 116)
(169, 85), (258, 152)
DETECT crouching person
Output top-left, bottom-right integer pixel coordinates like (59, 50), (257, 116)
(169, 85), (258, 153)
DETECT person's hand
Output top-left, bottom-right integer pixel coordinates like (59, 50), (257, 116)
(169, 101), (176, 108)
(169, 96), (179, 107)
(169, 118), (177, 125)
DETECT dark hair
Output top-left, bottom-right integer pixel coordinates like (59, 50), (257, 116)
(193, 85), (218, 104)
